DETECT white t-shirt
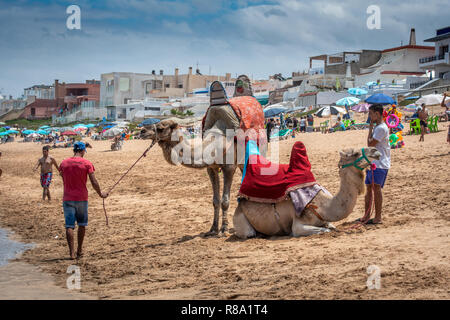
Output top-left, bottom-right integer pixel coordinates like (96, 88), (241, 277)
(372, 123), (391, 169)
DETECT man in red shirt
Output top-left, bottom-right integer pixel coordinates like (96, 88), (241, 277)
(59, 141), (107, 259)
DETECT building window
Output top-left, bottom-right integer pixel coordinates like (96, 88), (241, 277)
(165, 83), (170, 88)
(119, 78), (130, 92)
(178, 84), (183, 88)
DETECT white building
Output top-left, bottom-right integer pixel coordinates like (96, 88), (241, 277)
(355, 45), (435, 87)
(24, 85), (55, 100)
(419, 26), (450, 79)
(100, 72), (165, 108)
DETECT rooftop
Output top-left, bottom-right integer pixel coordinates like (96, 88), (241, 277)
(424, 26), (450, 42)
(382, 45), (434, 54)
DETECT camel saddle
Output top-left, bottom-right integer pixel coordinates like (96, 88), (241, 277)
(202, 81), (266, 144)
(239, 141), (317, 203)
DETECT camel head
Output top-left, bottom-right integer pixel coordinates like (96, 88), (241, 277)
(338, 147), (381, 194)
(140, 120), (181, 143)
(339, 147), (380, 170)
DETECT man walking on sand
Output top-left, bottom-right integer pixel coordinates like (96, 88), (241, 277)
(358, 104), (390, 225)
(34, 145), (59, 201)
(418, 103), (428, 142)
(59, 141), (108, 259)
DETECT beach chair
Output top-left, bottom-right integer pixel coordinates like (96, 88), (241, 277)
(320, 120), (329, 134)
(427, 116), (433, 132)
(409, 119), (421, 135)
(429, 116), (438, 133)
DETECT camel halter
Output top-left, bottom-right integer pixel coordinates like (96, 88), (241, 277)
(102, 127), (159, 226)
(339, 148), (372, 171)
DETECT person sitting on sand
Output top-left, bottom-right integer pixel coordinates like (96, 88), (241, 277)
(34, 146), (59, 201)
(328, 116), (345, 133)
(418, 104), (428, 142)
(59, 141), (108, 260)
(357, 104), (390, 225)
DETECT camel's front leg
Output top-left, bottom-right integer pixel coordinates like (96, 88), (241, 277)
(220, 165), (236, 234)
(291, 219), (331, 237)
(206, 167), (221, 235)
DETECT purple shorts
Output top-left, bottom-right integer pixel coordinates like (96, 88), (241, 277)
(365, 168), (388, 188)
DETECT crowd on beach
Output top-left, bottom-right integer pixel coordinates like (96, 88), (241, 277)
(0, 95), (449, 260)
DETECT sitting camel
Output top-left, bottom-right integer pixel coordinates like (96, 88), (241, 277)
(233, 147), (381, 238)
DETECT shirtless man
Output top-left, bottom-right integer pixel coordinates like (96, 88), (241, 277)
(418, 104), (428, 142)
(34, 145), (59, 201)
(441, 92), (450, 121)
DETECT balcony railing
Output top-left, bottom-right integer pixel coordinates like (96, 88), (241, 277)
(419, 54), (445, 64)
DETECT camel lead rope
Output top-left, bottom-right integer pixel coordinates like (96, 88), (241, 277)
(347, 163), (376, 230)
(102, 138), (158, 226)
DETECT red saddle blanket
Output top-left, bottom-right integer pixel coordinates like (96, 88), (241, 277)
(238, 141), (316, 203)
(202, 96), (266, 143)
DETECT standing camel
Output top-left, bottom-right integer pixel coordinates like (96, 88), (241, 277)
(141, 77), (265, 236)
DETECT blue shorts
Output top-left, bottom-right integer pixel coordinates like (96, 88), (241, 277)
(365, 168), (389, 188)
(63, 201), (88, 228)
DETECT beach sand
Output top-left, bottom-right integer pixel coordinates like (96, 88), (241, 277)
(0, 123), (449, 299)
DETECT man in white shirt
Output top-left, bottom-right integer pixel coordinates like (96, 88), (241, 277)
(359, 104), (390, 224)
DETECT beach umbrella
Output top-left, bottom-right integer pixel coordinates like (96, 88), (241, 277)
(22, 130), (35, 135)
(61, 131), (78, 136)
(59, 127), (74, 132)
(264, 107), (288, 118)
(403, 104), (418, 112)
(366, 81), (378, 87)
(39, 125), (51, 129)
(404, 96), (419, 100)
(351, 103), (370, 113)
(0, 122), (5, 125)
(336, 97), (360, 107)
(6, 130), (19, 134)
(96, 122), (116, 127)
(74, 127), (86, 132)
(0, 132), (9, 136)
(102, 127), (124, 138)
(0, 127), (5, 132)
(140, 118), (161, 127)
(3, 126), (10, 130)
(348, 88), (368, 96)
(415, 94), (449, 106)
(365, 93), (395, 105)
(85, 124), (96, 128)
(36, 130), (48, 135)
(28, 133), (41, 138)
(315, 106), (345, 117)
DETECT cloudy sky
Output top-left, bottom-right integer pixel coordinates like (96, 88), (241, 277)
(0, 0), (448, 97)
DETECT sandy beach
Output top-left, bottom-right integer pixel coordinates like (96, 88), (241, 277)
(0, 123), (449, 299)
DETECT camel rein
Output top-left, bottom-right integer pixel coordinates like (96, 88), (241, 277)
(340, 150), (376, 230)
(102, 130), (158, 226)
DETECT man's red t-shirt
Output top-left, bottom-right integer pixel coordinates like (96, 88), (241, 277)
(60, 157), (95, 201)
